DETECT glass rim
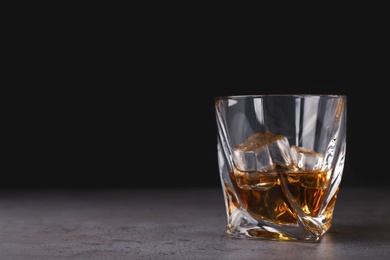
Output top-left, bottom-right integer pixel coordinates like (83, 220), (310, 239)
(215, 94), (346, 100)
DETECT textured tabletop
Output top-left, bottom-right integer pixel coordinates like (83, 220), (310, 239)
(0, 186), (389, 259)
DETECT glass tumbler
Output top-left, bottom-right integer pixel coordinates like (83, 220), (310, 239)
(215, 94), (347, 242)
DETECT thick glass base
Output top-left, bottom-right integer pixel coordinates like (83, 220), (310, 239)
(226, 208), (332, 242)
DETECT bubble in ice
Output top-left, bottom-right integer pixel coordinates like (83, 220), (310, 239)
(290, 145), (323, 171)
(232, 131), (291, 172)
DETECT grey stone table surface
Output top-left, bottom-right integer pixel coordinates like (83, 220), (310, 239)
(0, 186), (389, 260)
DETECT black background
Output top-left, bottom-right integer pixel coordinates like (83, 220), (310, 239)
(4, 7), (389, 189)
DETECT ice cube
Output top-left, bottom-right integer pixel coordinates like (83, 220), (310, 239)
(290, 145), (323, 171)
(232, 131), (291, 172)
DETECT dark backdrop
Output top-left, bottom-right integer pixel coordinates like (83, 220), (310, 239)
(5, 10), (389, 189)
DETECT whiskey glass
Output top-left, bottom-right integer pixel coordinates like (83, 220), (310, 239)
(215, 94), (347, 242)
